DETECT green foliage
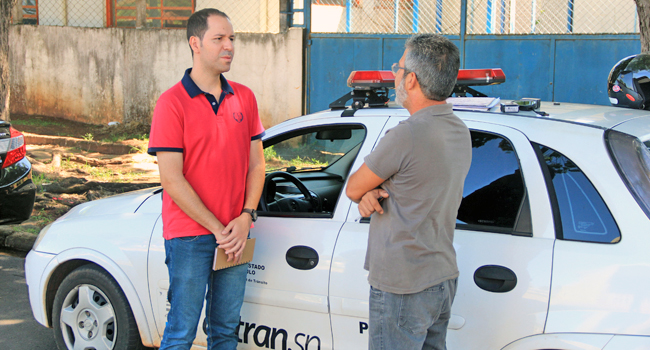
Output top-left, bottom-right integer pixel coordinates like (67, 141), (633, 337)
(60, 159), (145, 182)
(101, 133), (149, 143)
(130, 144), (148, 154)
(265, 144), (329, 171)
(31, 173), (50, 189)
(263, 146), (278, 161)
(14, 226), (40, 234)
(10, 119), (64, 128)
(83, 133), (94, 141)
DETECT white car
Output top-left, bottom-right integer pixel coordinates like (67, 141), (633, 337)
(25, 70), (650, 350)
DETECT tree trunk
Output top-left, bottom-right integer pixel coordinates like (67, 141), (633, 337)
(1, 0), (18, 122)
(636, 0), (650, 52)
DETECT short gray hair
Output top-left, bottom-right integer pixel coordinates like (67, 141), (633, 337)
(404, 34), (460, 101)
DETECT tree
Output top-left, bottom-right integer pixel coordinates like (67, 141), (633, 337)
(1, 0), (17, 122)
(636, 0), (650, 52)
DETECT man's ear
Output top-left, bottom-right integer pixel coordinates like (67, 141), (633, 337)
(189, 36), (201, 55)
(405, 71), (419, 92)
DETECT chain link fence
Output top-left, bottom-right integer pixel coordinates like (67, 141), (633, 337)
(311, 0), (639, 34)
(198, 0), (280, 33)
(13, 0), (641, 34)
(466, 0), (639, 34)
(312, 0), (461, 34)
(14, 0), (283, 33)
(32, 0), (107, 27)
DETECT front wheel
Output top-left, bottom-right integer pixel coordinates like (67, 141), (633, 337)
(52, 265), (144, 350)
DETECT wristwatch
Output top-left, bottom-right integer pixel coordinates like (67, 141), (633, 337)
(241, 208), (257, 222)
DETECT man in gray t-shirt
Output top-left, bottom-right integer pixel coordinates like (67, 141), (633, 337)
(346, 34), (471, 350)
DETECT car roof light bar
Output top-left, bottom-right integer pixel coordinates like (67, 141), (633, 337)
(347, 70), (395, 90)
(332, 68), (507, 114)
(456, 68), (506, 86)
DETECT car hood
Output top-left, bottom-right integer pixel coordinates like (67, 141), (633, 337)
(33, 187), (162, 254)
(58, 186), (161, 222)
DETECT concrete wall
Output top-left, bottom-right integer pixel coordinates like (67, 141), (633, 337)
(9, 25), (304, 129)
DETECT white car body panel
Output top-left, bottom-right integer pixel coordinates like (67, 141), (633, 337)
(25, 250), (55, 325)
(547, 237), (650, 336)
(603, 335), (650, 349)
(612, 117), (650, 141)
(501, 333), (614, 350)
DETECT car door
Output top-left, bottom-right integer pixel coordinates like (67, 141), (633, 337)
(329, 118), (556, 349)
(237, 117), (388, 350)
(147, 116), (389, 350)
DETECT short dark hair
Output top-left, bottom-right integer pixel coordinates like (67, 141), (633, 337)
(404, 34), (460, 101)
(186, 8), (230, 43)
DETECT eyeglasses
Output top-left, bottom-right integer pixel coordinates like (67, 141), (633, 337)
(391, 63), (407, 75)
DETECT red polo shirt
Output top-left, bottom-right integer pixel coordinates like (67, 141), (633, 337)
(148, 69), (265, 240)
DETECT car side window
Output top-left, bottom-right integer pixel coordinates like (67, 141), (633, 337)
(457, 131), (531, 235)
(535, 144), (621, 243)
(265, 127), (366, 173)
(260, 125), (366, 217)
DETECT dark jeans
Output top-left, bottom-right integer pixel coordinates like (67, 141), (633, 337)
(160, 234), (248, 350)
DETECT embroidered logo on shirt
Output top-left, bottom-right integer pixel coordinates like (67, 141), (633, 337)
(233, 112), (244, 123)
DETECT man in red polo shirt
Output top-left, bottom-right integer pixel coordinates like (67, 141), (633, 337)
(147, 8), (265, 350)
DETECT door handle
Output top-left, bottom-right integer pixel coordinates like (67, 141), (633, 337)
(286, 246), (319, 270)
(473, 265), (517, 293)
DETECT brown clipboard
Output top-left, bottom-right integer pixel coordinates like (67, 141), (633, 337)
(212, 238), (256, 270)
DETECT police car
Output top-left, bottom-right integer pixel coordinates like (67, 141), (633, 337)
(25, 69), (650, 350)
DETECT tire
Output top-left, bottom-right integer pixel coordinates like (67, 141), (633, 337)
(52, 265), (144, 350)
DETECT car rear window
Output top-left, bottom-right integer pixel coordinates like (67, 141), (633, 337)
(456, 131), (531, 235)
(607, 130), (650, 222)
(535, 144), (621, 243)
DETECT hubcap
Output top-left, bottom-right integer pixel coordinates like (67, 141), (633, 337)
(59, 284), (116, 350)
(76, 310), (99, 340)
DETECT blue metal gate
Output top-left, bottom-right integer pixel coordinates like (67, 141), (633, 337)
(304, 0), (641, 113)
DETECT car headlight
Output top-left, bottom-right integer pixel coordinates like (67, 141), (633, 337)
(32, 223), (53, 251)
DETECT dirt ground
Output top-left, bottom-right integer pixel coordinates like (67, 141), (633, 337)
(8, 114), (161, 238)
(11, 114), (151, 141)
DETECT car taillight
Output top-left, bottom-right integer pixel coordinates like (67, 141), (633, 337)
(1, 127), (26, 169)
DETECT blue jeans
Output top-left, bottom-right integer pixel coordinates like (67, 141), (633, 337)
(368, 278), (458, 350)
(160, 234), (248, 350)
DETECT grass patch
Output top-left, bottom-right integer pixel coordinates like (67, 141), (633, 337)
(101, 133), (149, 143)
(60, 159), (147, 182)
(32, 173), (50, 189)
(11, 119), (65, 128)
(13, 226), (40, 234)
(130, 144), (148, 154)
(30, 209), (56, 227)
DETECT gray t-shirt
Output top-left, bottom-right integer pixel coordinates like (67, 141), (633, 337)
(364, 103), (472, 294)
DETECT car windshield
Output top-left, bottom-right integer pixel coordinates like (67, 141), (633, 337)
(264, 128), (366, 172)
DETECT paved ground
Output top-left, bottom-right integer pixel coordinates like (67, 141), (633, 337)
(0, 250), (57, 350)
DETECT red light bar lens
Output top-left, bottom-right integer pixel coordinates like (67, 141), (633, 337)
(346, 68), (505, 90)
(347, 71), (395, 89)
(456, 69), (506, 86)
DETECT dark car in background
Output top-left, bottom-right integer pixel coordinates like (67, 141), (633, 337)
(0, 121), (36, 224)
